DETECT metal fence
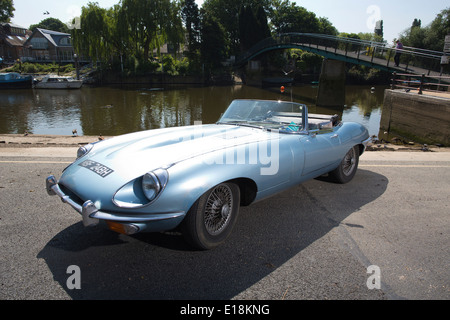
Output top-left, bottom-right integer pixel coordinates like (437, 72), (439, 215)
(391, 72), (450, 94)
(236, 33), (448, 77)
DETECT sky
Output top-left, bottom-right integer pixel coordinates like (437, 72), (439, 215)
(10, 0), (449, 45)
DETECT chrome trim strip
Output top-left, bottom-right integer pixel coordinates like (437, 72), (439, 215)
(46, 175), (185, 224)
(362, 136), (372, 146)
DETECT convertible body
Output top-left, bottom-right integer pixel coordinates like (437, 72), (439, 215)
(47, 99), (370, 249)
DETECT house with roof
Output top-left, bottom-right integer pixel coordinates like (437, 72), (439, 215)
(0, 23), (32, 62)
(22, 28), (75, 62)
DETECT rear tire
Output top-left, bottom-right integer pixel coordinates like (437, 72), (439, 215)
(181, 182), (240, 250)
(329, 146), (359, 184)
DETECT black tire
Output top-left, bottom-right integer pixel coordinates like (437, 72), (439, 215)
(329, 146), (360, 184)
(181, 182), (240, 250)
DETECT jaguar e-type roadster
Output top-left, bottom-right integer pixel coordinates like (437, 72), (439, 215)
(46, 99), (370, 249)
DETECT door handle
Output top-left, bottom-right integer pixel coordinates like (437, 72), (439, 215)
(331, 134), (339, 139)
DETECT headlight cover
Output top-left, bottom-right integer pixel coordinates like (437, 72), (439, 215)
(142, 169), (169, 201)
(77, 144), (94, 159)
(142, 172), (161, 201)
(113, 168), (169, 208)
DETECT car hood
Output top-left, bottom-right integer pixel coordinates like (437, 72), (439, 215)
(77, 124), (279, 180)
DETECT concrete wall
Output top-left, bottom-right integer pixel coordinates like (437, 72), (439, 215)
(316, 59), (346, 107)
(380, 90), (450, 145)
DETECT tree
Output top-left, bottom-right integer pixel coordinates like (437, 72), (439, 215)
(72, 0), (184, 66)
(239, 6), (258, 51)
(318, 17), (338, 36)
(103, 4), (131, 67)
(202, 0), (273, 54)
(0, 0), (14, 22)
(200, 14), (229, 71)
(121, 0), (183, 60)
(238, 4), (271, 51)
(163, 1), (184, 57)
(182, 0), (200, 54)
(411, 19), (421, 29)
(426, 8), (450, 51)
(271, 0), (320, 34)
(182, 0), (201, 72)
(29, 18), (69, 33)
(399, 7), (450, 52)
(73, 3), (109, 64)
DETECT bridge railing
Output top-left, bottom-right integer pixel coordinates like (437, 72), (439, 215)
(391, 72), (450, 94)
(236, 33), (447, 76)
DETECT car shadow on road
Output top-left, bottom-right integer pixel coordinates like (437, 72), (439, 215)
(37, 169), (388, 300)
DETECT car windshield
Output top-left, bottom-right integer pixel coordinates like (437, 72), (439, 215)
(218, 99), (306, 133)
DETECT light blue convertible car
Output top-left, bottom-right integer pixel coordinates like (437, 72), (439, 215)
(46, 99), (370, 249)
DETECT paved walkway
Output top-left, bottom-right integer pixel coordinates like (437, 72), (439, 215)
(1, 133), (449, 155)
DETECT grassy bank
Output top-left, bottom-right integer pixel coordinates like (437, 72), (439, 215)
(3, 62), (75, 75)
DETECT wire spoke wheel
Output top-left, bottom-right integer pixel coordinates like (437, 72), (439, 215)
(342, 147), (357, 177)
(204, 184), (233, 236)
(182, 182), (240, 250)
(329, 146), (360, 184)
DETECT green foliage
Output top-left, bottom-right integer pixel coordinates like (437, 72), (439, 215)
(57, 0), (449, 79)
(290, 50), (323, 73)
(29, 18), (69, 33)
(175, 57), (190, 75)
(239, 4), (271, 51)
(71, 0), (184, 76)
(271, 1), (322, 34)
(0, 0), (14, 22)
(399, 7), (450, 51)
(6, 62), (75, 75)
(162, 55), (176, 75)
(202, 0), (273, 54)
(200, 15), (229, 72)
(182, 0), (201, 55)
(346, 65), (390, 85)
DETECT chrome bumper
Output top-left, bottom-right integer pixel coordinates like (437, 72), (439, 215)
(46, 175), (185, 233)
(362, 136), (372, 146)
(361, 136), (372, 152)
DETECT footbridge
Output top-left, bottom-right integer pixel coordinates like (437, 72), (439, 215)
(235, 33), (449, 81)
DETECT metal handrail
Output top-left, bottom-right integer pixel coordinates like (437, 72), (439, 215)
(235, 33), (447, 77)
(391, 72), (450, 94)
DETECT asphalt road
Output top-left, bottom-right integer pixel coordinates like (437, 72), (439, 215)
(0, 147), (449, 302)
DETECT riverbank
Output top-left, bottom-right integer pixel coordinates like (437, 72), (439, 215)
(0, 133), (448, 153)
(381, 89), (450, 146)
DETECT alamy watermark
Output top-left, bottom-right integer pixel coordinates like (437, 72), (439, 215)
(66, 5), (82, 30)
(66, 265), (81, 290)
(65, 264), (381, 292)
(366, 265), (381, 290)
(366, 5), (382, 31)
(191, 121), (280, 176)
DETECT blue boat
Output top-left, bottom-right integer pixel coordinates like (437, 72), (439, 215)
(0, 72), (33, 89)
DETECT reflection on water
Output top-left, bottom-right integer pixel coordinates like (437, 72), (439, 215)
(0, 85), (386, 137)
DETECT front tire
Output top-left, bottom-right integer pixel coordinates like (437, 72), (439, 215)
(181, 182), (240, 250)
(329, 146), (360, 184)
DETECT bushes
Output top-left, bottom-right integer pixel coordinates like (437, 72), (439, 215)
(124, 55), (193, 76)
(6, 55), (196, 77)
(160, 56), (190, 76)
(346, 65), (391, 85)
(6, 62), (75, 75)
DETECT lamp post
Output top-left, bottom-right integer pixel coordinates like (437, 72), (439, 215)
(74, 53), (80, 80)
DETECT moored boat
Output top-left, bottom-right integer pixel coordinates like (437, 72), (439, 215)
(33, 75), (83, 89)
(0, 72), (33, 89)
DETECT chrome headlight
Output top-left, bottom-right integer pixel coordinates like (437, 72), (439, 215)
(77, 144), (93, 159)
(113, 168), (169, 208)
(142, 169), (169, 201)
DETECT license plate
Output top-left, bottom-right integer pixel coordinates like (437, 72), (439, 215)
(79, 160), (114, 178)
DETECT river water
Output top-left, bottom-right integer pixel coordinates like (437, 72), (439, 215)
(0, 84), (386, 137)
